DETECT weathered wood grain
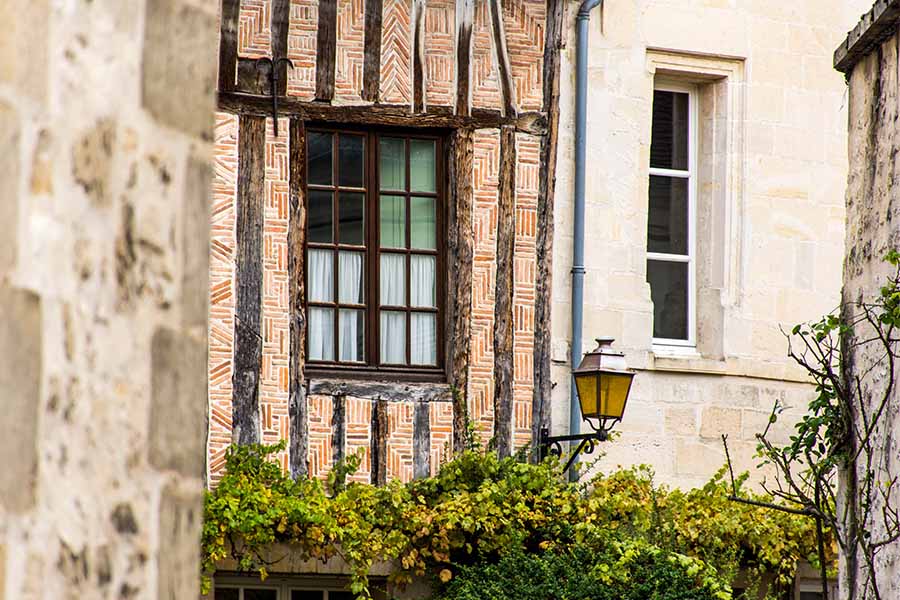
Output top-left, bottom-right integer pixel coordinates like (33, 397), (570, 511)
(219, 92), (548, 134)
(493, 125), (517, 458)
(218, 0), (240, 92)
(455, 0), (475, 116)
(488, 0), (517, 116)
(231, 115), (266, 446)
(412, 0), (427, 112)
(272, 0), (291, 95)
(413, 402), (431, 478)
(532, 0), (564, 450)
(362, 0), (384, 101)
(316, 0), (338, 101)
(237, 58), (268, 95)
(446, 128), (475, 454)
(288, 119), (309, 478)
(371, 398), (388, 485)
(308, 379), (452, 403)
(332, 395), (346, 465)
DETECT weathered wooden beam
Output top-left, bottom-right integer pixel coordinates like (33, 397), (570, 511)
(332, 395), (346, 466)
(218, 0), (240, 92)
(493, 125), (517, 458)
(412, 0), (427, 112)
(362, 0), (383, 101)
(316, 0), (338, 101)
(446, 128), (475, 454)
(288, 118), (309, 478)
(231, 115), (267, 446)
(308, 378), (452, 403)
(272, 0), (291, 95)
(532, 0), (565, 450)
(218, 92), (548, 135)
(370, 398), (388, 485)
(413, 402), (431, 478)
(237, 58), (268, 95)
(488, 0), (517, 116)
(455, 0), (475, 116)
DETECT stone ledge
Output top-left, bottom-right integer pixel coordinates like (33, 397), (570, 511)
(834, 0), (900, 74)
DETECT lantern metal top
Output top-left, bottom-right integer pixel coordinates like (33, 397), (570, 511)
(573, 337), (631, 374)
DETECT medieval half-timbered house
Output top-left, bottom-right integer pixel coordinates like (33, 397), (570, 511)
(208, 0), (560, 485)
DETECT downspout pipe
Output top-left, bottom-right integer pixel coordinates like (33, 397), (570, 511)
(570, 0), (603, 443)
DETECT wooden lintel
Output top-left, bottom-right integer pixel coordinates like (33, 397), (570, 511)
(446, 128), (475, 453)
(371, 398), (388, 485)
(455, 0), (475, 116)
(316, 0), (338, 101)
(362, 0), (384, 102)
(218, 0), (240, 92)
(308, 379), (452, 403)
(272, 0), (291, 95)
(231, 115), (267, 446)
(493, 125), (517, 458)
(412, 0), (427, 112)
(218, 92), (547, 135)
(488, 0), (517, 116)
(288, 118), (309, 478)
(532, 0), (565, 449)
(413, 402), (431, 479)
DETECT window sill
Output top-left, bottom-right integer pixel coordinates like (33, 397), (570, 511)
(650, 343), (701, 360)
(307, 376), (452, 403)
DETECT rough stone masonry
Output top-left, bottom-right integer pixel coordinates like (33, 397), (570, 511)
(0, 0), (217, 597)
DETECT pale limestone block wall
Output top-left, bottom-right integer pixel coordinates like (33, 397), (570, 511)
(0, 0), (217, 597)
(550, 0), (872, 489)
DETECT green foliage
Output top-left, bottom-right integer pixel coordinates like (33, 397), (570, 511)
(202, 445), (822, 599)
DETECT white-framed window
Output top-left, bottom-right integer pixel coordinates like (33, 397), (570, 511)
(647, 81), (698, 347)
(214, 581), (357, 600)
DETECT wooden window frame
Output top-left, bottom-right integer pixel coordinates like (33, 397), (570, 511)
(213, 573), (388, 600)
(304, 125), (447, 382)
(647, 81), (698, 348)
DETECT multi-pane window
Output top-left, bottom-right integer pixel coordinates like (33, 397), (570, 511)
(215, 584), (355, 600)
(647, 84), (696, 345)
(305, 129), (443, 375)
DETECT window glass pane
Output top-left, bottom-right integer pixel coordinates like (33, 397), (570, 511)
(338, 251), (363, 304)
(292, 592), (324, 600)
(339, 135), (365, 188)
(380, 195), (406, 248)
(307, 249), (334, 302)
(410, 197), (436, 250)
(647, 176), (689, 255)
(380, 253), (406, 306)
(410, 255), (435, 308)
(339, 192), (364, 245)
(339, 309), (365, 362)
(308, 132), (333, 185)
(410, 313), (437, 365)
(380, 137), (406, 190)
(244, 590), (278, 600)
(410, 139), (436, 193)
(800, 593), (824, 600)
(309, 307), (335, 360)
(215, 588), (240, 600)
(308, 190), (333, 244)
(650, 90), (689, 171)
(329, 593), (356, 600)
(380, 311), (407, 364)
(647, 260), (689, 340)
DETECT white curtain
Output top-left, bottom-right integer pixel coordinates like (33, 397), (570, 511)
(339, 252), (363, 303)
(380, 253), (405, 305)
(308, 249), (333, 302)
(380, 311), (406, 364)
(339, 310), (362, 362)
(308, 307), (334, 360)
(410, 255), (435, 307)
(410, 313), (436, 365)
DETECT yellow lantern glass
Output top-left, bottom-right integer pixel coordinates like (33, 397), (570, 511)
(572, 338), (635, 429)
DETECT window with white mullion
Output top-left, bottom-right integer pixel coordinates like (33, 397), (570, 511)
(647, 83), (698, 346)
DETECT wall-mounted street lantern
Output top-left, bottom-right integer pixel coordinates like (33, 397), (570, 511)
(540, 338), (635, 475)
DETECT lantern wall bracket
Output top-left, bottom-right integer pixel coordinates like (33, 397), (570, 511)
(539, 427), (610, 476)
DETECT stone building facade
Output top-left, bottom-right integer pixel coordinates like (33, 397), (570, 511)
(0, 0), (217, 598)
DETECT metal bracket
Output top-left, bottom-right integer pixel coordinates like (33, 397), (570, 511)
(256, 57), (295, 137)
(539, 427), (608, 476)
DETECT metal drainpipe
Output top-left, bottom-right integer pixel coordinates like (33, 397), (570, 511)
(570, 0), (604, 447)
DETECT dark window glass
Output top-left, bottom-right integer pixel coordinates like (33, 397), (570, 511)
(338, 192), (365, 245)
(308, 132), (333, 185)
(308, 191), (333, 244)
(647, 260), (688, 340)
(650, 90), (689, 170)
(647, 176), (689, 255)
(243, 589), (278, 600)
(215, 588), (240, 600)
(339, 135), (365, 188)
(291, 591), (324, 600)
(800, 593), (824, 600)
(329, 592), (356, 600)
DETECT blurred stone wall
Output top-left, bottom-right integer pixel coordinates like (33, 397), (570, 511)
(0, 0), (217, 597)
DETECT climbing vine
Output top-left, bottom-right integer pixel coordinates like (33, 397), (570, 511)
(202, 443), (823, 599)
